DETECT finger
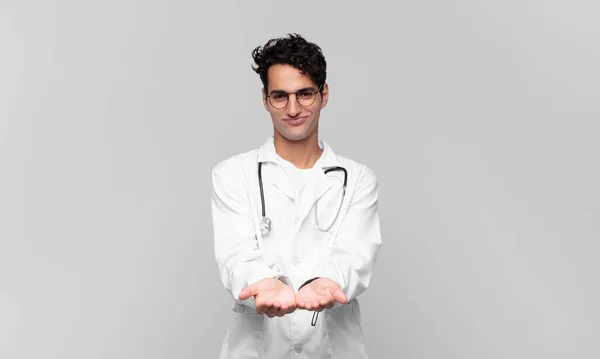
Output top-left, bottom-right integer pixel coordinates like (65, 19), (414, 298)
(256, 305), (266, 315)
(276, 305), (288, 317)
(267, 305), (279, 317)
(287, 303), (297, 314)
(256, 300), (271, 315)
(265, 301), (279, 314)
(285, 300), (296, 310)
(331, 287), (347, 304)
(319, 298), (332, 311)
(239, 284), (258, 301)
(239, 287), (252, 301)
(277, 303), (288, 317)
(303, 300), (312, 311)
(313, 301), (325, 312)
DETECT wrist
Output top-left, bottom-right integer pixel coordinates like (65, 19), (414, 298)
(298, 277), (320, 291)
(274, 275), (291, 287)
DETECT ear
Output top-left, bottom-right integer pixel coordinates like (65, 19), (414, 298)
(262, 87), (269, 111)
(320, 82), (329, 109)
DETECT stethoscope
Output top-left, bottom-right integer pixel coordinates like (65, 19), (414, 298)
(258, 162), (348, 236)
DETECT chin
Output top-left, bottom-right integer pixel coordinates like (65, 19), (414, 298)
(281, 132), (309, 142)
(274, 126), (308, 142)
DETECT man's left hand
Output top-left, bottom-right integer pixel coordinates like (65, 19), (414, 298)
(295, 277), (347, 312)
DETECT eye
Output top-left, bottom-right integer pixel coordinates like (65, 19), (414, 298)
(271, 93), (287, 101)
(298, 91), (314, 99)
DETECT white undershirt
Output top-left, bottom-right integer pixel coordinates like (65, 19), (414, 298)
(277, 156), (314, 201)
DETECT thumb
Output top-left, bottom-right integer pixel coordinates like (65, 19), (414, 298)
(331, 287), (347, 304)
(239, 285), (257, 301)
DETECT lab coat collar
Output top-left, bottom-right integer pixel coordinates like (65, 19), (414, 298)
(256, 136), (341, 168)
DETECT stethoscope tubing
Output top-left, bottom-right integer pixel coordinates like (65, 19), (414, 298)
(259, 161), (267, 217)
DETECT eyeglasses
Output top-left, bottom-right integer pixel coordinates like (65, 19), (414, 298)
(266, 85), (323, 109)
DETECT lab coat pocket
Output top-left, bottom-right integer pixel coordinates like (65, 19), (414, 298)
(227, 303), (265, 358)
(325, 299), (368, 358)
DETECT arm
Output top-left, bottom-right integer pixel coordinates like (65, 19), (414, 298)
(302, 165), (382, 306)
(211, 160), (286, 307)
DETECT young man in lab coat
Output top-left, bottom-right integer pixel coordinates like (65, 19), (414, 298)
(211, 33), (382, 358)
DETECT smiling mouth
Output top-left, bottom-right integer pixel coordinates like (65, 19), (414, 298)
(284, 117), (307, 126)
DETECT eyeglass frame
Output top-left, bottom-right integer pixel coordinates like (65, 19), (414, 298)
(265, 84), (324, 109)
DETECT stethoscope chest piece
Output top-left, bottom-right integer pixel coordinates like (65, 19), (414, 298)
(260, 217), (272, 236)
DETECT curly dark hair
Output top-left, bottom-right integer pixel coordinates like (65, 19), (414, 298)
(251, 33), (327, 93)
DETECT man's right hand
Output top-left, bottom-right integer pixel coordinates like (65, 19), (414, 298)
(239, 278), (297, 318)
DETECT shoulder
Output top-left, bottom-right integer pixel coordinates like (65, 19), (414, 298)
(323, 140), (377, 180)
(333, 153), (378, 187)
(212, 148), (259, 178)
(332, 155), (379, 208)
(211, 149), (259, 196)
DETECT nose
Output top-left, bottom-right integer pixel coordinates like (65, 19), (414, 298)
(286, 94), (301, 117)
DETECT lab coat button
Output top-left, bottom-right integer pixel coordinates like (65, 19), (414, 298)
(293, 343), (303, 353)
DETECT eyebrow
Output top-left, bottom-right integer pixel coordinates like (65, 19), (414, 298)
(269, 87), (316, 95)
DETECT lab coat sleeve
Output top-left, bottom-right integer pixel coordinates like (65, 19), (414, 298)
(305, 164), (382, 305)
(211, 160), (285, 307)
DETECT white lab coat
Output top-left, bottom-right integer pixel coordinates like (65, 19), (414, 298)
(211, 137), (382, 359)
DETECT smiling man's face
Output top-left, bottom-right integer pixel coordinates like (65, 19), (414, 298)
(262, 64), (329, 143)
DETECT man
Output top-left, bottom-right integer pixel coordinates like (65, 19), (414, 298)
(211, 33), (382, 358)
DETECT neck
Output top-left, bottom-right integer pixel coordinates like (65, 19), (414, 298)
(273, 131), (323, 169)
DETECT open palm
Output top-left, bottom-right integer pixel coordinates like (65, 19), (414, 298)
(295, 277), (347, 312)
(239, 278), (296, 317)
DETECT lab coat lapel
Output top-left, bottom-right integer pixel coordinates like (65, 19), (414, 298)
(295, 140), (341, 223)
(257, 137), (295, 200)
(295, 170), (331, 221)
(273, 166), (295, 200)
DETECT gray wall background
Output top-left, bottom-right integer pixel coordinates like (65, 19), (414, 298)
(1, 0), (599, 358)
